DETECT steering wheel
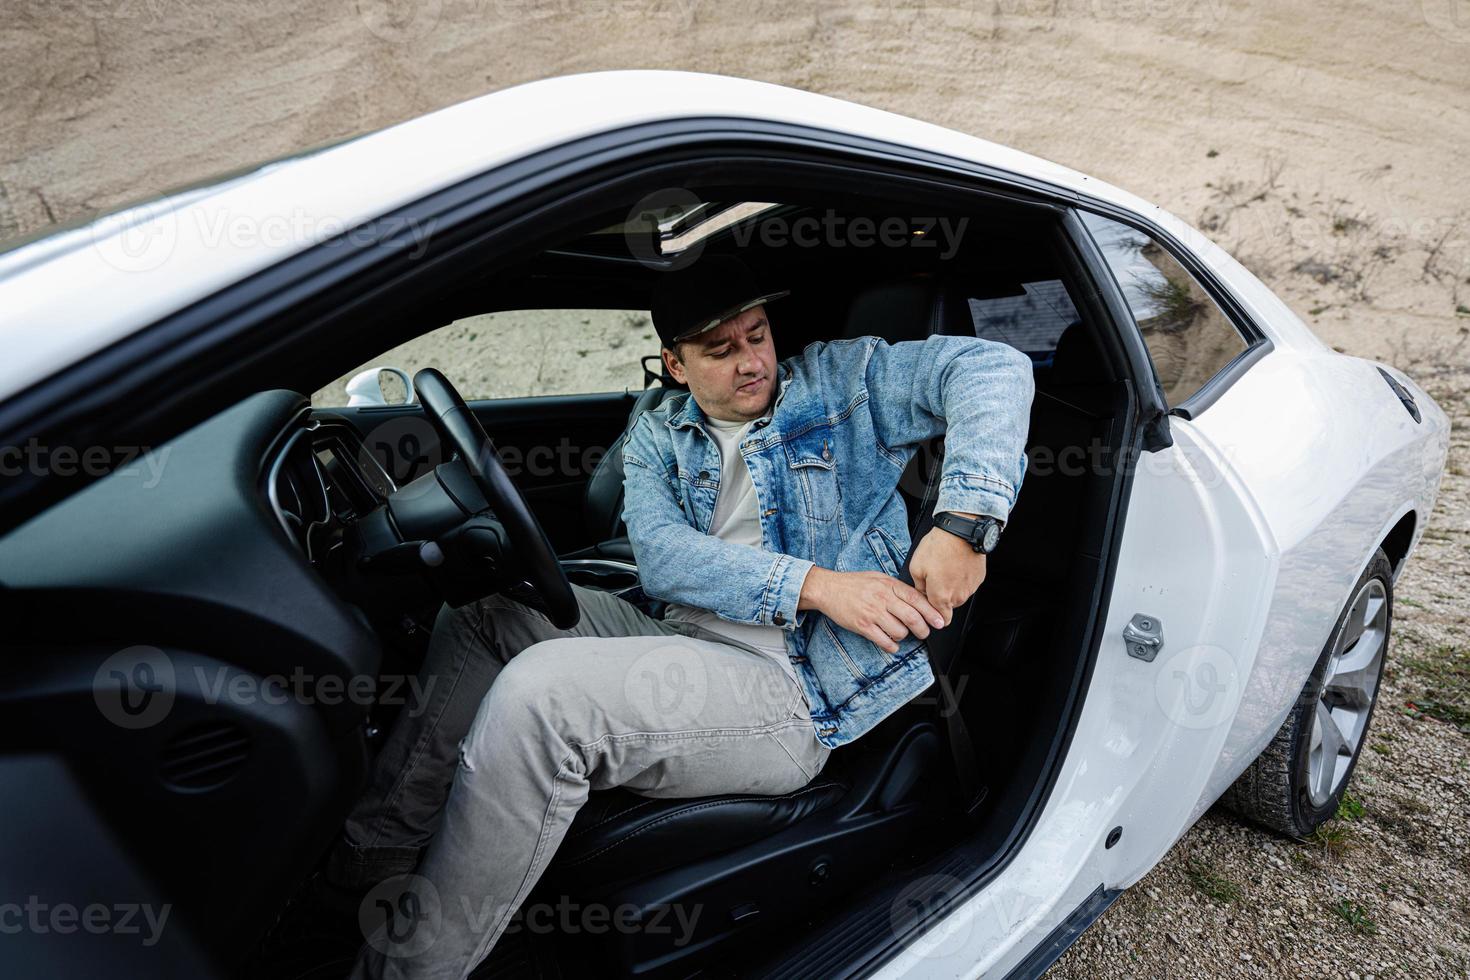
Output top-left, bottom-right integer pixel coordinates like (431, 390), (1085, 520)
(413, 368), (580, 629)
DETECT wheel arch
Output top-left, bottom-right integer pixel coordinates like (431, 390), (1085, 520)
(1378, 508), (1417, 582)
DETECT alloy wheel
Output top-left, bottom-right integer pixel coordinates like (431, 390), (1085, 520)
(1305, 578), (1388, 808)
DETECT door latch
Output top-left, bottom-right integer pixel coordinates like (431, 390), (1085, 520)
(1124, 614), (1164, 662)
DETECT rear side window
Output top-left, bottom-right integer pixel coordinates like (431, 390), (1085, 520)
(1081, 212), (1248, 406)
(965, 279), (1081, 364)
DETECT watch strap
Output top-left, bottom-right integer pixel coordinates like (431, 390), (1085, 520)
(933, 512), (1002, 553)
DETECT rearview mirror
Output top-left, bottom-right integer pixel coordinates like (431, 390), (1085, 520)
(346, 367), (415, 407)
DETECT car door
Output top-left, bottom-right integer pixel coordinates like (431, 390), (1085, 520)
(868, 210), (1280, 980)
(1065, 210), (1280, 886)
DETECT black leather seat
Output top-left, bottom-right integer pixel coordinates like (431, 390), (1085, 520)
(565, 383), (681, 561)
(837, 271), (975, 343)
(550, 766), (849, 886)
(528, 277), (987, 972)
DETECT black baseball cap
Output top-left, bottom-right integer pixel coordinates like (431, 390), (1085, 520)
(650, 254), (790, 349)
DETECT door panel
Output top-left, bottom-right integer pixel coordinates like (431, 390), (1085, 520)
(1087, 417), (1276, 887)
(325, 389), (638, 553)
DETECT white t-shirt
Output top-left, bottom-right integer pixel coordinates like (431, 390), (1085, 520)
(663, 414), (803, 693)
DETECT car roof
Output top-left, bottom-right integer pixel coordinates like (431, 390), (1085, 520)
(0, 70), (1319, 401)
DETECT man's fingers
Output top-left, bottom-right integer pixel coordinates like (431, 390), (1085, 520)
(894, 584), (944, 630)
(861, 621), (901, 654)
(875, 612), (909, 648)
(877, 611), (909, 641)
(887, 597), (930, 640)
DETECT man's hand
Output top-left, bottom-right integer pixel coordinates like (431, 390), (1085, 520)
(909, 514), (990, 625)
(799, 567), (946, 654)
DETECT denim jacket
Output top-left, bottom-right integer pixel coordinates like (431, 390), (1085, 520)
(621, 335), (1035, 749)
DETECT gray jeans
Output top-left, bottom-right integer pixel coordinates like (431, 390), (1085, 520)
(343, 585), (830, 980)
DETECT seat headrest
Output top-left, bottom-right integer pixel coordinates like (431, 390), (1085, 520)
(840, 276), (974, 344)
(1051, 321), (1100, 386)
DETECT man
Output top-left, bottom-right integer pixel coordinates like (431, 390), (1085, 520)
(349, 254), (1034, 978)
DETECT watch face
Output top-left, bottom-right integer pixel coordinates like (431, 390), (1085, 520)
(982, 521), (1001, 552)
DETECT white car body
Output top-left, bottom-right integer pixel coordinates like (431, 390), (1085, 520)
(0, 71), (1449, 977)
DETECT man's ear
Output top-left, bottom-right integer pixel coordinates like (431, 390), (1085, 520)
(662, 347), (687, 384)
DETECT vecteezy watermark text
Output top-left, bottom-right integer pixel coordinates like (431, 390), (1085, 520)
(92, 646), (438, 730)
(726, 211), (970, 261)
(359, 874), (703, 959)
(90, 201), (438, 275)
(0, 440), (169, 487)
(0, 897), (171, 948)
(190, 666), (438, 715)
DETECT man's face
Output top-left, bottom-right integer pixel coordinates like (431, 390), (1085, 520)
(662, 306), (778, 422)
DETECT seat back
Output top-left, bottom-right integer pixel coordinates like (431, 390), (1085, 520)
(839, 271), (970, 529)
(839, 273), (973, 342)
(582, 384), (681, 544)
(992, 320), (1111, 584)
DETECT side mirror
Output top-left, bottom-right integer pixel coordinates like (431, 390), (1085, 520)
(346, 367), (415, 407)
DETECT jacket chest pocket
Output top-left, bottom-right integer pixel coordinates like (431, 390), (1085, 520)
(784, 428), (840, 522)
(676, 468), (719, 530)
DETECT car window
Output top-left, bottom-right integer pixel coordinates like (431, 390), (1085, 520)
(1081, 212), (1249, 406)
(313, 309), (656, 406)
(964, 279), (1081, 363)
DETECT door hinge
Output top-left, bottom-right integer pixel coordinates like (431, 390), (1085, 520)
(1124, 613), (1164, 662)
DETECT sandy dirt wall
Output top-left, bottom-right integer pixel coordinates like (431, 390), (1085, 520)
(4, 1), (1469, 366)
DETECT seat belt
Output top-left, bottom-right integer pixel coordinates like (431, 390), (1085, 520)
(928, 596), (989, 817)
(899, 439), (989, 818)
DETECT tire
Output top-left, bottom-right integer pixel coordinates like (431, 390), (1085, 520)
(1220, 548), (1393, 837)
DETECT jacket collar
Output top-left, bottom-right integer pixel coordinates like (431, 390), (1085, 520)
(664, 388), (706, 431)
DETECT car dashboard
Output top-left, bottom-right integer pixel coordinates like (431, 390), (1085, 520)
(265, 418), (396, 564)
(0, 390), (384, 734)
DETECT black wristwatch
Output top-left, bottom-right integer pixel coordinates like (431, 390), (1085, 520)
(933, 512), (1004, 554)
